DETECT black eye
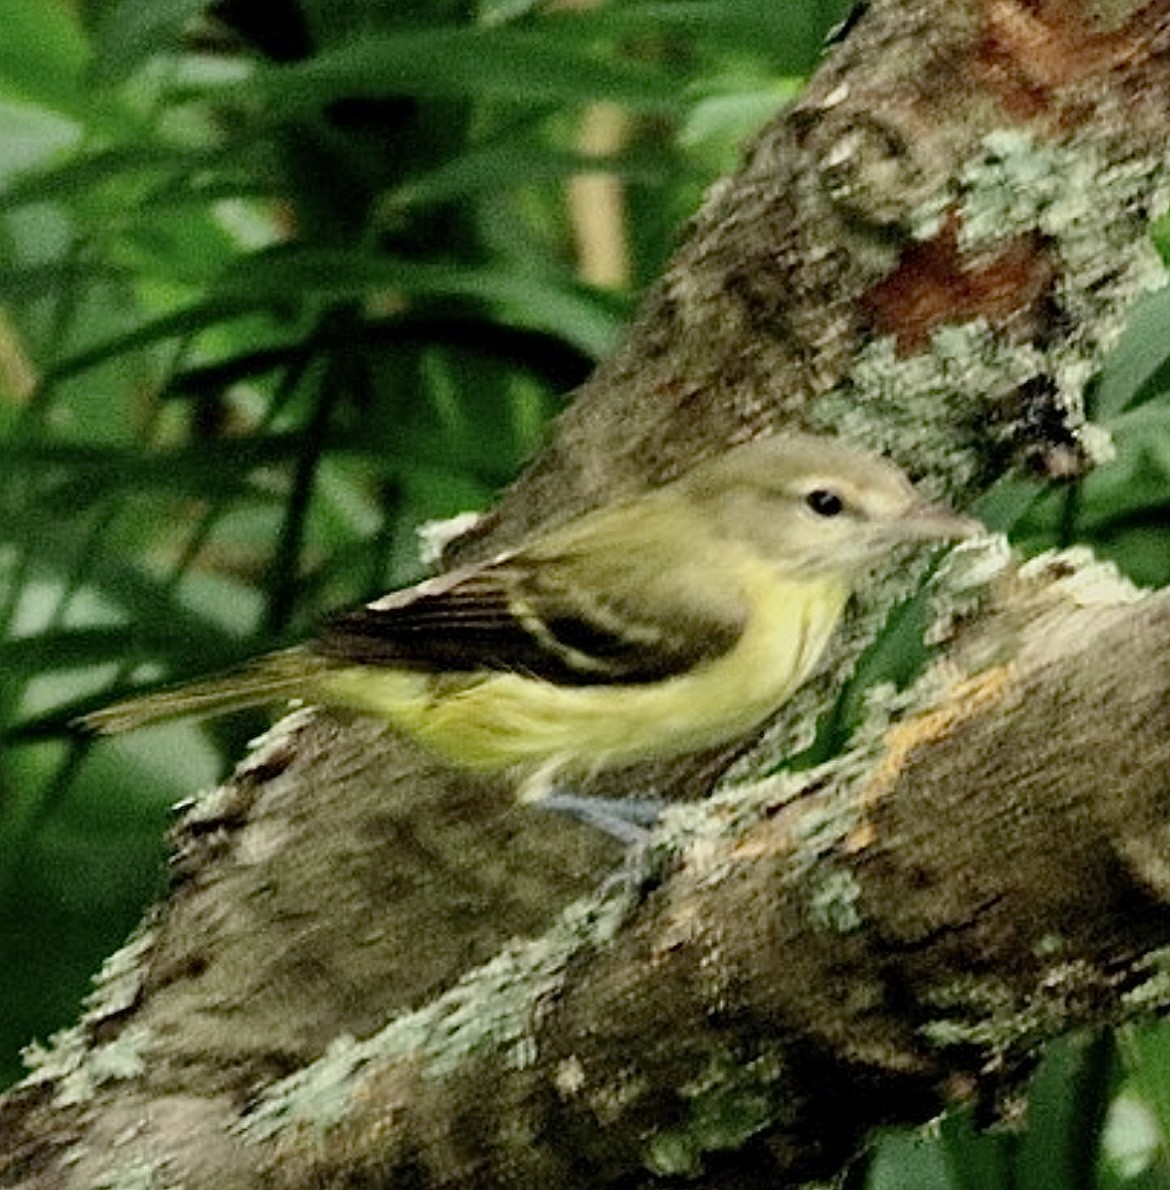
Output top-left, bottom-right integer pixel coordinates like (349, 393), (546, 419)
(805, 489), (844, 517)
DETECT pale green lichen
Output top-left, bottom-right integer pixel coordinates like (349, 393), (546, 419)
(807, 866), (864, 934)
(656, 764), (816, 845)
(92, 1161), (160, 1190)
(814, 322), (1032, 484)
(20, 1026), (88, 1091)
(580, 1065), (654, 1127)
(241, 751), (861, 1156)
(643, 1048), (787, 1178)
(1016, 546), (1147, 606)
(81, 925), (155, 1025)
(22, 1024), (151, 1108)
(1033, 934), (1067, 959)
(19, 928), (157, 1107)
(824, 128), (1169, 482)
(929, 128), (1168, 286)
(919, 962), (1108, 1059)
(1120, 948), (1170, 1014)
(923, 533), (1014, 647)
(240, 869), (642, 1142)
(417, 510), (486, 565)
(237, 1033), (373, 1138)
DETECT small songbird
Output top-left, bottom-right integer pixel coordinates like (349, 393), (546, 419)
(82, 434), (978, 792)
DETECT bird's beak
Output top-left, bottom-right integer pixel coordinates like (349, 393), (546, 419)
(900, 502), (983, 541)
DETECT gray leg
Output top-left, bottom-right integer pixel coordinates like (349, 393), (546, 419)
(538, 793), (667, 846)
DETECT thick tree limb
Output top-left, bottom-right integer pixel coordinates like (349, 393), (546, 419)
(4, 0), (1170, 1185)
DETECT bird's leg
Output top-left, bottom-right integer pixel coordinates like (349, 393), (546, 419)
(537, 792), (667, 846)
(517, 762), (666, 844)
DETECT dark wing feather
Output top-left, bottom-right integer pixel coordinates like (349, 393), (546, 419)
(313, 554), (743, 686)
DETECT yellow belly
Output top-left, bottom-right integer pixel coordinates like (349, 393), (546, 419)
(317, 564), (849, 780)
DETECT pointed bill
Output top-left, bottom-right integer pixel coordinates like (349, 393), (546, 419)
(899, 502), (983, 542)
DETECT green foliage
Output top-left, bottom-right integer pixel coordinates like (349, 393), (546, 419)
(1008, 277), (1170, 590)
(3, 3), (1170, 1187)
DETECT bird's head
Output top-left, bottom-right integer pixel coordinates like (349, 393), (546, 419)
(677, 434), (980, 578)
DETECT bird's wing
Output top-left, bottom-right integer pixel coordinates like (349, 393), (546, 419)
(313, 550), (745, 686)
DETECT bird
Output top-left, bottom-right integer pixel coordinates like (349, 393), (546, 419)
(82, 433), (979, 798)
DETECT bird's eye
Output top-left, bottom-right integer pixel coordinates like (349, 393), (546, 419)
(805, 489), (844, 517)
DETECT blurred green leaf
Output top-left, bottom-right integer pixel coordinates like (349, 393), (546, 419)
(937, 1112), (1014, 1190)
(1116, 1023), (1170, 1180)
(525, 1), (853, 72)
(0, 624), (190, 676)
(868, 1127), (960, 1190)
(92, 0), (217, 85)
(1076, 404), (1170, 531)
(1, 144), (199, 209)
(1095, 286), (1170, 419)
(1012, 1034), (1115, 1190)
(385, 142), (676, 213)
(1098, 1095), (1170, 1190)
(216, 247), (624, 355)
(0, 744), (176, 1085)
(43, 297), (273, 384)
(1010, 400), (1170, 589)
(0, 433), (308, 506)
(0, 0), (89, 116)
(0, 260), (132, 303)
(0, 100), (82, 188)
(248, 26), (683, 114)
(678, 82), (804, 152)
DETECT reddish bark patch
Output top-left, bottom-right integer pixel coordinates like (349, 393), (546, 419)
(973, 0), (1170, 118)
(862, 213), (1056, 356)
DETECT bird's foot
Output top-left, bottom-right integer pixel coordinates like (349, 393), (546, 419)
(537, 792), (666, 846)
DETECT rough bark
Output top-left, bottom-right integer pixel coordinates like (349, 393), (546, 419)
(4, 0), (1170, 1186)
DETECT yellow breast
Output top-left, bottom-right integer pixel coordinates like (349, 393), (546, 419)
(318, 561), (850, 781)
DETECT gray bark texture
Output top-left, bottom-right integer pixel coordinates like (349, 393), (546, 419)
(4, 0), (1170, 1186)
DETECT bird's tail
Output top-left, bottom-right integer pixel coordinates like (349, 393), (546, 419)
(79, 648), (326, 734)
